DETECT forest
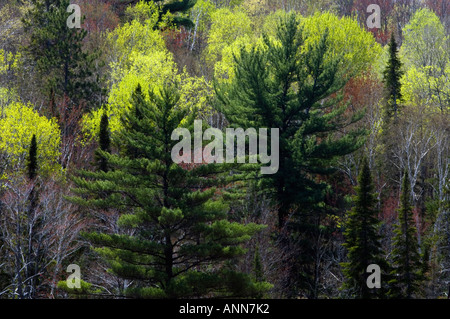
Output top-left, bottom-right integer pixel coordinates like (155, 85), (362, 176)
(0, 0), (448, 300)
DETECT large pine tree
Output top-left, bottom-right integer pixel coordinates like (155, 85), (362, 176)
(388, 171), (425, 298)
(216, 13), (365, 228)
(215, 12), (366, 298)
(341, 157), (387, 298)
(69, 83), (269, 298)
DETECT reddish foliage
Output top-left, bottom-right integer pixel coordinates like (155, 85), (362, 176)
(77, 0), (120, 34)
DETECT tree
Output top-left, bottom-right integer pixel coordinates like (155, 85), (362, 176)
(132, 0), (197, 28)
(216, 12), (366, 228)
(341, 157), (387, 298)
(215, 12), (368, 298)
(382, 33), (403, 122)
(27, 135), (38, 180)
(69, 83), (269, 298)
(400, 8), (450, 113)
(0, 176), (84, 299)
(23, 0), (102, 111)
(95, 110), (111, 172)
(0, 102), (61, 177)
(388, 171), (426, 298)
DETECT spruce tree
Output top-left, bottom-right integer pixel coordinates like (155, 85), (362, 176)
(215, 13), (366, 298)
(27, 134), (38, 180)
(382, 33), (404, 123)
(388, 171), (425, 298)
(69, 83), (269, 298)
(95, 109), (111, 172)
(341, 157), (387, 298)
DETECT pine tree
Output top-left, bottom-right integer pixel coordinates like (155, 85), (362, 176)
(216, 13), (365, 228)
(69, 83), (269, 298)
(95, 109), (111, 172)
(27, 134), (38, 180)
(382, 33), (404, 123)
(142, 0), (197, 28)
(23, 0), (103, 111)
(215, 12), (366, 298)
(341, 157), (387, 298)
(388, 171), (425, 298)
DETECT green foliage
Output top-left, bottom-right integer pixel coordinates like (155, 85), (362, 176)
(216, 12), (366, 227)
(82, 12), (213, 139)
(301, 12), (382, 80)
(141, 0), (197, 28)
(215, 12), (366, 298)
(341, 158), (387, 298)
(23, 0), (102, 108)
(401, 8), (448, 70)
(27, 134), (38, 180)
(382, 34), (404, 122)
(95, 110), (111, 172)
(388, 172), (426, 298)
(70, 83), (268, 298)
(400, 8), (450, 112)
(205, 7), (253, 67)
(0, 102), (61, 177)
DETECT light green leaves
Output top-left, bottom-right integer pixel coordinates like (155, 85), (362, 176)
(0, 102), (61, 176)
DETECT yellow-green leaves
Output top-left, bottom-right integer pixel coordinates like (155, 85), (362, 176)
(401, 8), (448, 70)
(0, 102), (61, 176)
(301, 12), (382, 78)
(400, 9), (450, 111)
(83, 6), (213, 140)
(0, 49), (22, 76)
(206, 7), (253, 66)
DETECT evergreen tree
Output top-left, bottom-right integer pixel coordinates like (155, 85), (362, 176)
(27, 134), (38, 180)
(253, 245), (264, 283)
(388, 171), (425, 298)
(382, 33), (404, 122)
(142, 0), (197, 28)
(95, 109), (111, 172)
(215, 12), (365, 298)
(69, 83), (269, 298)
(216, 12), (365, 228)
(23, 0), (103, 111)
(341, 157), (387, 298)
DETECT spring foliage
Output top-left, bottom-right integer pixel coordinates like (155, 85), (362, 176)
(0, 102), (61, 177)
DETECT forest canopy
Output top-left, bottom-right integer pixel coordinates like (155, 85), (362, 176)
(0, 0), (448, 300)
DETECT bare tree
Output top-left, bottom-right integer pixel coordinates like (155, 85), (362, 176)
(0, 176), (85, 299)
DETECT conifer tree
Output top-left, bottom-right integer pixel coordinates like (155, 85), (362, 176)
(141, 0), (197, 28)
(27, 134), (38, 180)
(95, 110), (111, 172)
(69, 83), (269, 298)
(341, 158), (387, 298)
(382, 33), (404, 122)
(215, 12), (365, 298)
(23, 0), (102, 111)
(388, 172), (425, 298)
(216, 13), (365, 228)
